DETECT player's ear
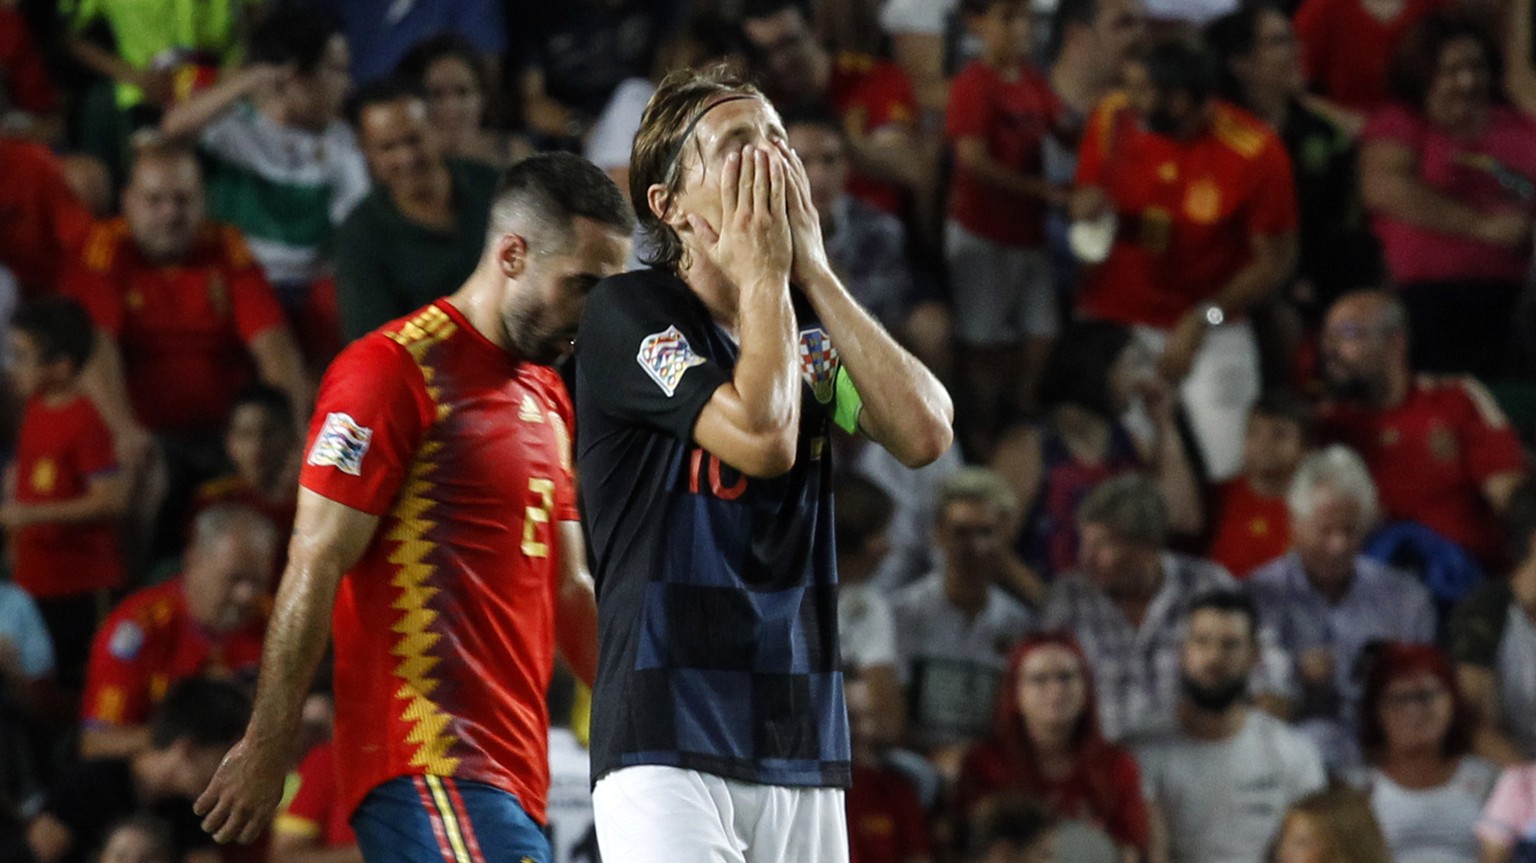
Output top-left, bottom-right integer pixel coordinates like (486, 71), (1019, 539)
(496, 233), (529, 279)
(647, 184), (686, 230)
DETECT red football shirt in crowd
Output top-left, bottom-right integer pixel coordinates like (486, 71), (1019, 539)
(828, 52), (918, 215)
(277, 741), (356, 848)
(11, 394), (123, 597)
(60, 220), (287, 435)
(81, 579), (267, 727)
(1318, 376), (1527, 566)
(0, 138), (93, 297)
(300, 300), (577, 823)
(0, 7), (58, 115)
(1075, 96), (1298, 329)
(1294, 0), (1447, 114)
(1207, 476), (1291, 579)
(847, 763), (932, 863)
(946, 59), (1061, 247)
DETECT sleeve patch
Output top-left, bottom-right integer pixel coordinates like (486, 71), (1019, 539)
(307, 412), (374, 476)
(637, 326), (707, 397)
(108, 621), (143, 660)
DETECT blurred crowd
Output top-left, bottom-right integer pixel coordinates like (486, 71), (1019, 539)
(4, 0), (1536, 862)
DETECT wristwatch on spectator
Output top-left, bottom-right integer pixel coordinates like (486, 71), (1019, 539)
(1201, 303), (1226, 327)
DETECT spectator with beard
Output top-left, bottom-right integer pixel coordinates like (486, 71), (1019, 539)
(1133, 591), (1326, 863)
(1316, 290), (1527, 572)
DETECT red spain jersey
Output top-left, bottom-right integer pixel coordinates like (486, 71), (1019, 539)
(829, 52), (918, 215)
(1206, 476), (1291, 579)
(11, 394), (123, 597)
(0, 138), (93, 298)
(300, 300), (577, 824)
(60, 220), (288, 435)
(276, 741), (355, 848)
(1074, 96), (1297, 329)
(1318, 376), (1527, 566)
(81, 579), (266, 727)
(1294, 0), (1448, 113)
(946, 59), (1061, 247)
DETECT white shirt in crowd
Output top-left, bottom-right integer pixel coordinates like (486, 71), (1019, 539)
(548, 728), (599, 863)
(1358, 757), (1498, 863)
(1497, 606), (1536, 759)
(1134, 710), (1327, 863)
(839, 581), (898, 672)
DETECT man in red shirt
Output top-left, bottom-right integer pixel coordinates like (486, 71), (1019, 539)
(0, 137), (94, 298)
(1072, 38), (1297, 481)
(273, 740), (360, 862)
(80, 504), (277, 759)
(741, 0), (925, 216)
(1317, 290), (1527, 569)
(194, 153), (631, 863)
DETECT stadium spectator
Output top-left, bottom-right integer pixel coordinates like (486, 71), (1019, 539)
(835, 474), (905, 742)
(305, 0), (506, 88)
(96, 815), (176, 863)
(1478, 761), (1536, 863)
(1293, 0), (1448, 119)
(0, 5), (62, 141)
(1358, 9), (1536, 379)
(1316, 290), (1527, 570)
(335, 80), (498, 341)
(271, 740), (359, 863)
(1135, 591), (1326, 863)
(875, 0), (960, 117)
(955, 633), (1150, 862)
(1046, 0), (1147, 144)
(1045, 473), (1286, 740)
(1205, 392), (1308, 580)
(993, 321), (1201, 581)
(846, 675), (934, 863)
(1248, 446), (1436, 770)
(1450, 480), (1536, 765)
(1205, 3), (1382, 326)
(0, 138), (95, 300)
(396, 36), (530, 170)
(1354, 643), (1497, 863)
(62, 0), (248, 115)
(960, 794), (1060, 863)
(893, 467), (1040, 757)
(741, 0), (926, 216)
(27, 678), (250, 863)
(1271, 787), (1393, 863)
(547, 670), (597, 863)
(516, 0), (682, 143)
(160, 9), (368, 311)
(189, 385), (299, 546)
(4, 297), (126, 690)
(0, 576), (58, 796)
(1071, 37), (1298, 481)
(79, 505), (277, 759)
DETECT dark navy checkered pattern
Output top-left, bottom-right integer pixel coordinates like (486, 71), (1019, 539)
(575, 270), (851, 789)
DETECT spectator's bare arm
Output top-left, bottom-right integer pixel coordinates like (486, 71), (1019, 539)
(1457, 662), (1525, 766)
(555, 522), (597, 688)
(1361, 138), (1531, 246)
(161, 64), (290, 143)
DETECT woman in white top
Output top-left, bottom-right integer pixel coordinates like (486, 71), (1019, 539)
(1355, 643), (1498, 863)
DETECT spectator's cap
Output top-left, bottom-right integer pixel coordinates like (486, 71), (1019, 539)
(1076, 472), (1168, 547)
(149, 678), (252, 751)
(936, 467), (1020, 523)
(11, 296), (95, 372)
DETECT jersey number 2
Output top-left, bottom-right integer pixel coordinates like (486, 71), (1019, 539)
(523, 478), (555, 557)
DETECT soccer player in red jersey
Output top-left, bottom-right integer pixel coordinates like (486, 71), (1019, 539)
(194, 153), (634, 863)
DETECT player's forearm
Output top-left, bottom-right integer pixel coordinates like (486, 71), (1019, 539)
(245, 561), (342, 747)
(732, 277), (801, 435)
(801, 271), (953, 467)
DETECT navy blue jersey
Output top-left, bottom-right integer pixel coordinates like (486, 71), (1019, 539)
(575, 268), (854, 789)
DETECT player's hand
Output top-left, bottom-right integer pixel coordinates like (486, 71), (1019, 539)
(686, 144), (792, 291)
(775, 139), (835, 286)
(194, 735), (288, 844)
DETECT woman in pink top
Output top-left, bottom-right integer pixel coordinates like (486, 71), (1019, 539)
(1359, 9), (1536, 380)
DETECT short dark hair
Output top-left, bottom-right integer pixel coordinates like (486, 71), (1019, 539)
(11, 296), (95, 372)
(1134, 37), (1220, 104)
(962, 0), (1027, 16)
(349, 77), (428, 127)
(103, 815), (176, 862)
(965, 793), (1058, 860)
(1204, 2), (1286, 104)
(741, 0), (807, 23)
(1249, 390), (1313, 441)
(1388, 7), (1501, 110)
(1049, 0), (1100, 60)
(834, 473), (894, 555)
(1506, 477), (1536, 564)
(248, 9), (341, 76)
(488, 152), (635, 251)
(394, 34), (495, 126)
(229, 383), (295, 434)
(1187, 589), (1261, 641)
(149, 678), (251, 751)
(780, 104), (843, 137)
(1037, 320), (1135, 419)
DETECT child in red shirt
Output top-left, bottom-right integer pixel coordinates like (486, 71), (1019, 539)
(1207, 392), (1311, 578)
(945, 0), (1065, 456)
(189, 384), (299, 545)
(3, 297), (125, 689)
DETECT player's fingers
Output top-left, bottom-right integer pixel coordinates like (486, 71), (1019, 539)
(193, 781), (219, 817)
(736, 145), (756, 220)
(685, 213), (720, 246)
(720, 148), (742, 221)
(781, 141), (814, 209)
(200, 795), (232, 836)
(236, 812), (268, 845)
(768, 150), (787, 219)
(753, 147), (770, 221)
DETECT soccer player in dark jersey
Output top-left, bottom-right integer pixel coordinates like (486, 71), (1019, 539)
(192, 153), (634, 863)
(575, 66), (954, 861)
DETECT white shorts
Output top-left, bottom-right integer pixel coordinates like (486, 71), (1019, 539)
(592, 766), (848, 863)
(1132, 320), (1260, 481)
(945, 220), (1059, 346)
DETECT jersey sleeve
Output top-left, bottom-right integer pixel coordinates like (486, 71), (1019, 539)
(1456, 379), (1528, 482)
(575, 278), (730, 444)
(1075, 98), (1119, 187)
(225, 230), (288, 342)
(58, 254), (124, 336)
(299, 337), (435, 516)
(855, 64), (918, 132)
(70, 401), (118, 479)
(944, 67), (989, 143)
(1247, 137), (1299, 236)
(81, 607), (153, 726)
(548, 372), (580, 522)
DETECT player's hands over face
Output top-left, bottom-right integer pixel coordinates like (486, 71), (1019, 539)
(775, 139), (835, 286)
(686, 144), (792, 290)
(194, 735), (289, 845)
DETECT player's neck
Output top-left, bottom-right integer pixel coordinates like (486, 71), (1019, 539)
(446, 273), (518, 357)
(680, 255), (742, 330)
(38, 382), (81, 408)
